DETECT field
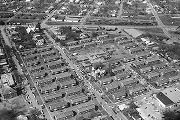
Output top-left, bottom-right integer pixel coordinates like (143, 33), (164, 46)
(159, 15), (180, 26)
(137, 28), (164, 34)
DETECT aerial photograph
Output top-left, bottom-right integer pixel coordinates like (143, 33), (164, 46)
(1, 0), (180, 120)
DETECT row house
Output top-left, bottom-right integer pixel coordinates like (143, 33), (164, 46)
(111, 88), (127, 101)
(98, 76), (115, 85)
(69, 94), (91, 106)
(54, 110), (76, 120)
(66, 87), (83, 97)
(78, 104), (98, 116)
(48, 100), (70, 112)
(68, 44), (83, 51)
(44, 92), (66, 104)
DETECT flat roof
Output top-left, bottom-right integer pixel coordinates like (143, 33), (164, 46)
(156, 92), (174, 107)
(162, 87), (180, 104)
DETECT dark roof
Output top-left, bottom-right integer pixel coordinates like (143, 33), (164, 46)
(156, 92), (174, 107)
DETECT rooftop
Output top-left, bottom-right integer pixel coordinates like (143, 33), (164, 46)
(156, 92), (174, 107)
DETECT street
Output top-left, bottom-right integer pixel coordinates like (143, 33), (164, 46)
(44, 30), (128, 120)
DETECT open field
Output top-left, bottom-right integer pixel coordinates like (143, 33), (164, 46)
(159, 15), (180, 26)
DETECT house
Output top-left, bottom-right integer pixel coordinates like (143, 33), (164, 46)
(130, 47), (145, 54)
(66, 86), (83, 97)
(78, 103), (97, 115)
(84, 42), (97, 48)
(112, 66), (125, 75)
(147, 71), (160, 80)
(68, 44), (83, 51)
(98, 76), (115, 85)
(0, 47), (4, 56)
(0, 59), (7, 66)
(57, 35), (66, 40)
(129, 85), (146, 96)
(115, 71), (132, 81)
(112, 88), (127, 100)
(81, 61), (92, 68)
(54, 110), (75, 120)
(69, 94), (91, 106)
(122, 54), (135, 63)
(67, 41), (79, 46)
(103, 81), (121, 93)
(52, 16), (65, 22)
(136, 51), (152, 60)
(80, 38), (92, 44)
(64, 17), (80, 22)
(119, 40), (134, 46)
(44, 91), (65, 103)
(55, 72), (72, 82)
(48, 100), (68, 112)
(60, 79), (77, 89)
(140, 66), (153, 73)
(76, 55), (89, 62)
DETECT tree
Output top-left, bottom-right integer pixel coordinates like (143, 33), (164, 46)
(0, 20), (5, 25)
(28, 108), (46, 120)
(163, 110), (180, 120)
(91, 32), (98, 38)
(0, 108), (18, 120)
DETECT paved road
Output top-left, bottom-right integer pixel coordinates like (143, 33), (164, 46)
(41, 0), (66, 28)
(41, 10), (58, 28)
(80, 10), (93, 27)
(1, 26), (53, 119)
(146, 0), (171, 38)
(44, 23), (178, 30)
(44, 30), (128, 120)
(9, 38), (54, 120)
(21, 53), (54, 120)
(117, 0), (124, 18)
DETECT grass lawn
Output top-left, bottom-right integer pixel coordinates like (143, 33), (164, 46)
(137, 28), (164, 34)
(46, 21), (80, 25)
(159, 15), (180, 26)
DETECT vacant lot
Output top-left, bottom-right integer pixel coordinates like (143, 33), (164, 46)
(159, 15), (180, 26)
(137, 28), (164, 34)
